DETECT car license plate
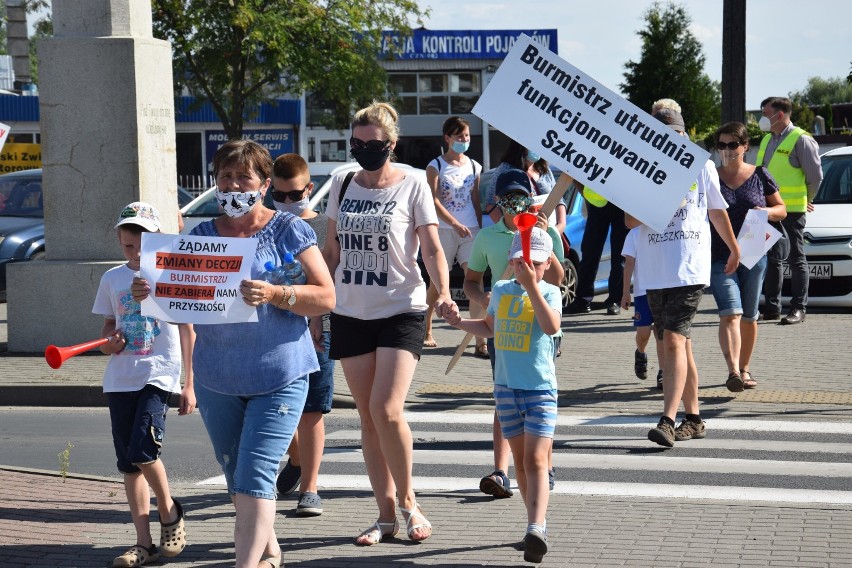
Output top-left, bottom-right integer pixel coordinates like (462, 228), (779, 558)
(451, 288), (468, 301)
(783, 263), (833, 279)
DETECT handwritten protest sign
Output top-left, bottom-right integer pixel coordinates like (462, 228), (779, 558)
(737, 209), (781, 269)
(140, 233), (259, 324)
(472, 34), (710, 233)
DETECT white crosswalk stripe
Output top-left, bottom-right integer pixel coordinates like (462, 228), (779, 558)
(197, 412), (852, 505)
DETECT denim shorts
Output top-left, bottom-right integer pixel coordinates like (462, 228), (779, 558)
(494, 384), (557, 439)
(195, 378), (307, 499)
(647, 284), (704, 340)
(710, 257), (768, 321)
(329, 312), (426, 360)
(633, 294), (653, 328)
(304, 330), (334, 414)
(107, 384), (170, 474)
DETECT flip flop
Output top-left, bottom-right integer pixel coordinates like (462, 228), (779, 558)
(423, 335), (438, 348)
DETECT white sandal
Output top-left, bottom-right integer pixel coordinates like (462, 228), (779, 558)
(355, 518), (399, 546)
(400, 502), (432, 542)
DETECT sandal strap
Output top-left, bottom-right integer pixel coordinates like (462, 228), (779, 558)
(401, 502), (432, 534)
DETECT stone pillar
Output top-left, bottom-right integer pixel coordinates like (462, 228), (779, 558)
(7, 0), (177, 352)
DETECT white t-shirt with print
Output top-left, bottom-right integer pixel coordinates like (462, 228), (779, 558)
(326, 171), (439, 320)
(621, 227), (645, 297)
(92, 264), (182, 393)
(635, 160), (728, 291)
(429, 155), (481, 230)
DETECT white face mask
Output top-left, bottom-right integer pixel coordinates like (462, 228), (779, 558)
(758, 112), (777, 132)
(273, 197), (309, 216)
(215, 189), (261, 218)
(719, 149), (744, 166)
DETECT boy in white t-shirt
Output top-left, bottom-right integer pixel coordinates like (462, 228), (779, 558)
(92, 202), (195, 568)
(620, 227), (663, 386)
(626, 109), (740, 449)
(439, 227), (561, 564)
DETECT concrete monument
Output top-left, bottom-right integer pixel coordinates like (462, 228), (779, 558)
(7, 0), (178, 351)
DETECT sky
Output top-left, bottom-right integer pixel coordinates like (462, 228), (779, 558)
(419, 0), (851, 110)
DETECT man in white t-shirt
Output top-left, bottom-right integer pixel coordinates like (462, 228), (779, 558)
(626, 109), (740, 448)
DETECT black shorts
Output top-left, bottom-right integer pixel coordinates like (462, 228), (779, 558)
(647, 285), (704, 340)
(329, 312), (426, 360)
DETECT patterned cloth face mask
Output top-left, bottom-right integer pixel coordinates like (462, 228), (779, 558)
(496, 193), (533, 216)
(215, 189), (261, 218)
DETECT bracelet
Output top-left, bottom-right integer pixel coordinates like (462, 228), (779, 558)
(276, 286), (289, 308)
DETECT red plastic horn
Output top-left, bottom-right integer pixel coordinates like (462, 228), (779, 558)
(45, 338), (110, 369)
(513, 212), (538, 263)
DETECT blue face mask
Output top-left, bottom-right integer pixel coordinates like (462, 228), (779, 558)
(452, 140), (470, 154)
(526, 151), (540, 163)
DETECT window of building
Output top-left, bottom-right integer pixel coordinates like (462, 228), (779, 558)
(388, 72), (481, 116)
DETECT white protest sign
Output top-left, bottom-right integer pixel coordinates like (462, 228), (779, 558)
(0, 122), (10, 152)
(472, 34), (710, 233)
(737, 209), (782, 269)
(140, 233), (259, 324)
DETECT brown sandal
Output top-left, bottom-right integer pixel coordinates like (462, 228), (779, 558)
(741, 369), (758, 389)
(474, 344), (490, 359)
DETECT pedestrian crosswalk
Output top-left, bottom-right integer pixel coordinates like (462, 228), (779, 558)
(197, 412), (852, 505)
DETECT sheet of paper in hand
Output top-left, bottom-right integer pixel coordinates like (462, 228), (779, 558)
(737, 209), (780, 269)
(140, 233), (259, 324)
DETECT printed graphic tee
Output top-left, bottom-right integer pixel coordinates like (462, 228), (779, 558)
(431, 155), (481, 229)
(326, 172), (439, 320)
(488, 278), (561, 391)
(635, 160), (728, 291)
(92, 264), (182, 393)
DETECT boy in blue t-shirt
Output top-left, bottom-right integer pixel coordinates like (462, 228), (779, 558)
(439, 226), (561, 564)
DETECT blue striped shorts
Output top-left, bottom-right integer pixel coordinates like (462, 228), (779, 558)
(494, 384), (558, 439)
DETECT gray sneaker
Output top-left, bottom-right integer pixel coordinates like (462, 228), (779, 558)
(648, 419), (675, 448)
(674, 419), (706, 441)
(296, 492), (323, 517)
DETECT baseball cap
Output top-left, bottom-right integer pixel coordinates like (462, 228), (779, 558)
(652, 108), (686, 133)
(115, 201), (162, 232)
(495, 168), (533, 198)
(508, 226), (553, 263)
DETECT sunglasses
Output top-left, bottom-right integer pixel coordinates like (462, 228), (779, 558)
(716, 141), (742, 150)
(271, 183), (310, 202)
(350, 137), (390, 152)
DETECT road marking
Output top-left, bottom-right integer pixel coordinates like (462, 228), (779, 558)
(196, 474), (852, 505)
(326, 429), (852, 455)
(402, 412), (852, 434)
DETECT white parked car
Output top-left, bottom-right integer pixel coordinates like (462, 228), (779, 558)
(783, 146), (852, 307)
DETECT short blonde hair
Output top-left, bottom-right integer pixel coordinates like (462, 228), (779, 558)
(352, 101), (400, 143)
(651, 98), (682, 114)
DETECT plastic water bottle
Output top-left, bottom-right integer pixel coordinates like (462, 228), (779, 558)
(262, 260), (288, 285)
(281, 252), (307, 285)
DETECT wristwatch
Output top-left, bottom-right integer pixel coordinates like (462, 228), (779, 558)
(286, 286), (297, 307)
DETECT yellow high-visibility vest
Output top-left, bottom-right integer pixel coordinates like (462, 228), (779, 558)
(582, 186), (608, 208)
(756, 127), (809, 213)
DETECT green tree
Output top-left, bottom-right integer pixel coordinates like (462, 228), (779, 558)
(789, 76), (852, 106)
(27, 0), (51, 84)
(0, 4), (7, 55)
(619, 1), (721, 134)
(152, 0), (427, 139)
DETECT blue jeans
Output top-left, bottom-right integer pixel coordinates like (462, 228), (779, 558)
(710, 257), (768, 321)
(304, 330), (334, 414)
(196, 378), (307, 499)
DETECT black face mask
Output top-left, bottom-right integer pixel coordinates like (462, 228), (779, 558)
(350, 146), (391, 171)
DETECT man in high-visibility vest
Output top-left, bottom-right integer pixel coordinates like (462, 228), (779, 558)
(757, 97), (823, 325)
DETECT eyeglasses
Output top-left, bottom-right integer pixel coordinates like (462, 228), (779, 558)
(350, 137), (390, 152)
(716, 141), (742, 150)
(271, 183), (310, 202)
